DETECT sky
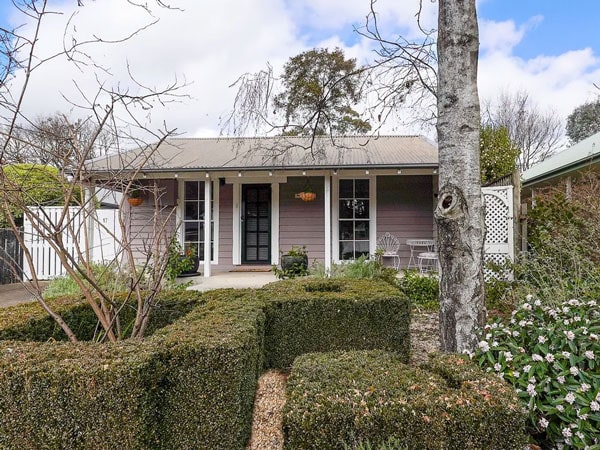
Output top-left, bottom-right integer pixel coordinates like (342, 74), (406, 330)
(1, 0), (599, 143)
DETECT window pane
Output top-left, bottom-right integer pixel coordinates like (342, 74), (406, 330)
(355, 241), (370, 258)
(339, 179), (353, 198)
(355, 179), (369, 198)
(339, 242), (354, 260)
(185, 222), (199, 242)
(339, 221), (353, 240)
(354, 200), (369, 219)
(185, 181), (198, 200)
(339, 200), (354, 219)
(355, 221), (369, 240)
(184, 201), (198, 221)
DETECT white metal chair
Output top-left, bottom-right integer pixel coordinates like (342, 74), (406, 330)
(376, 232), (401, 270)
(418, 251), (439, 273)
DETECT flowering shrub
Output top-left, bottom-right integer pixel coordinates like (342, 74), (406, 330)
(474, 295), (600, 448)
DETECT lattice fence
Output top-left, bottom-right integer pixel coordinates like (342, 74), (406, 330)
(483, 186), (514, 281)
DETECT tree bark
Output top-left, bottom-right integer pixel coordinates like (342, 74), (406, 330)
(435, 0), (486, 353)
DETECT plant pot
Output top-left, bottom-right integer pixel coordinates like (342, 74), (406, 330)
(298, 191), (316, 202)
(127, 197), (144, 207)
(281, 254), (308, 273)
(179, 255), (200, 276)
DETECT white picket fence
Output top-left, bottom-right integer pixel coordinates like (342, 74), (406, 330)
(22, 207), (121, 280)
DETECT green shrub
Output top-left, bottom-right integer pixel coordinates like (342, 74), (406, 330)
(0, 289), (263, 449)
(284, 350), (527, 450)
(474, 295), (600, 449)
(310, 255), (398, 285)
(261, 279), (410, 368)
(397, 269), (439, 309)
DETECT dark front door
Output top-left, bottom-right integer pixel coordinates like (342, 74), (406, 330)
(242, 184), (271, 264)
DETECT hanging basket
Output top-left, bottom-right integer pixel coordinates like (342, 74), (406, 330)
(127, 196), (144, 207)
(298, 191), (317, 202)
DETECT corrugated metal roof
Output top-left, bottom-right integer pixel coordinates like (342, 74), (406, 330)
(86, 135), (438, 173)
(522, 132), (600, 185)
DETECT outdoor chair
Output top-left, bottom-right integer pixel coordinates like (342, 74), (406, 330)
(376, 232), (401, 270)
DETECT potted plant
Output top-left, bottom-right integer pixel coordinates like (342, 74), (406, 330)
(276, 245), (309, 278)
(166, 241), (199, 278)
(297, 178), (317, 202)
(127, 188), (144, 207)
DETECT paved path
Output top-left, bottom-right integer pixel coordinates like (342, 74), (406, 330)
(0, 282), (48, 308)
(0, 272), (276, 308)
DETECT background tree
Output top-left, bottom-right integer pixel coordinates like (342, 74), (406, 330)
(224, 47), (371, 145)
(480, 125), (520, 183)
(434, 0), (485, 353)
(566, 99), (600, 144)
(482, 90), (562, 171)
(2, 114), (113, 167)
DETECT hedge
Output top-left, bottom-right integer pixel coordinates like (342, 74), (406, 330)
(0, 289), (265, 449)
(261, 278), (410, 368)
(284, 350), (528, 450)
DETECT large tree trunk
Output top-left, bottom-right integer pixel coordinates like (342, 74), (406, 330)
(435, 0), (486, 353)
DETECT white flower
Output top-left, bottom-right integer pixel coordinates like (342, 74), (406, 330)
(591, 333), (599, 341)
(562, 351), (571, 358)
(494, 363), (502, 372)
(564, 319), (571, 326)
(512, 371), (520, 378)
(590, 401), (600, 412)
(574, 315), (581, 322)
(503, 351), (513, 362)
(585, 350), (595, 360)
(512, 330), (520, 337)
(525, 294), (533, 301)
(563, 307), (571, 314)
(523, 302), (532, 311)
(587, 300), (597, 307)
(570, 366), (580, 376)
(582, 328), (589, 335)
(545, 353), (555, 363)
(538, 335), (547, 344)
(529, 376), (537, 384)
(565, 392), (576, 404)
(519, 320), (528, 327)
(492, 341), (498, 347)
(568, 299), (581, 306)
(556, 404), (564, 412)
(581, 383), (591, 393)
(490, 323), (498, 329)
(562, 427), (573, 438)
(539, 417), (549, 429)
(532, 354), (543, 362)
(596, 392), (600, 402)
(527, 384), (537, 397)
(478, 341), (490, 352)
(557, 375), (565, 384)
(534, 299), (542, 306)
(523, 364), (532, 373)
(485, 333), (492, 340)
(564, 330), (575, 340)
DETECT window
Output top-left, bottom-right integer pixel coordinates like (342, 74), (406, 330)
(338, 179), (370, 260)
(183, 181), (214, 261)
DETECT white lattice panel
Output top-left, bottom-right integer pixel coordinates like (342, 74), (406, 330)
(482, 186), (514, 281)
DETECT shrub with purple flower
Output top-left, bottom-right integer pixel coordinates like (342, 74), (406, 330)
(474, 296), (600, 448)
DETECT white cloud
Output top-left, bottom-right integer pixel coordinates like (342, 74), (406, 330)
(4, 1), (600, 143)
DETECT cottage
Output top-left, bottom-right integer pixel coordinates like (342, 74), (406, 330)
(86, 135), (438, 277)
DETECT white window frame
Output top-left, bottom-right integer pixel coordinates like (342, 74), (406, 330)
(332, 176), (376, 262)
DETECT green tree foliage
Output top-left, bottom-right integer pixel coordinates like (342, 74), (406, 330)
(566, 99), (600, 144)
(0, 164), (73, 226)
(274, 47), (371, 136)
(479, 125), (520, 183)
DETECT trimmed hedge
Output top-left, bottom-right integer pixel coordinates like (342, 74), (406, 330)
(0, 289), (265, 449)
(261, 278), (410, 368)
(284, 350), (528, 450)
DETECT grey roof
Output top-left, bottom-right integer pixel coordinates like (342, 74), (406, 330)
(522, 132), (600, 186)
(86, 135), (438, 173)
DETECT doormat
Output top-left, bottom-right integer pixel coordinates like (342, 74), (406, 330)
(229, 266), (272, 272)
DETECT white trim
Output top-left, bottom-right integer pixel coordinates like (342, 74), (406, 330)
(271, 182), (280, 265)
(203, 180), (212, 277)
(332, 176), (340, 263)
(212, 180), (220, 265)
(324, 175), (332, 272)
(232, 182), (241, 265)
(370, 176), (377, 255)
